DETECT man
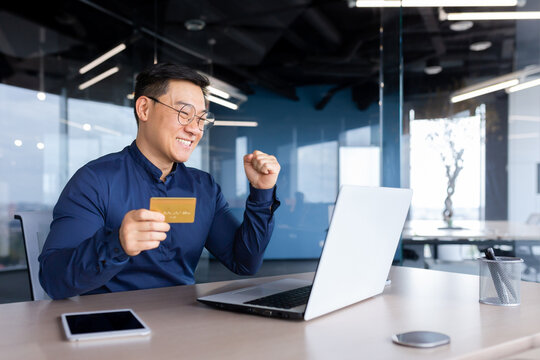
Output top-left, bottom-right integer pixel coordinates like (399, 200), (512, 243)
(39, 63), (281, 300)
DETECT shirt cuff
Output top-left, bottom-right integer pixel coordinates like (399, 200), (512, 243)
(248, 185), (281, 214)
(248, 184), (275, 203)
(104, 228), (129, 263)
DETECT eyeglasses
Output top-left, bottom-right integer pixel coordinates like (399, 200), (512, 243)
(146, 96), (215, 131)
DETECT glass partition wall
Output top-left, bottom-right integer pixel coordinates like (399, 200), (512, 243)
(0, 2), (389, 301)
(5, 0), (540, 301)
(402, 2), (540, 278)
(4, 1), (538, 303)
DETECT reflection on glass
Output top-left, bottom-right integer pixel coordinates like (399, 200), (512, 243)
(0, 85), (137, 271)
(409, 109), (485, 221)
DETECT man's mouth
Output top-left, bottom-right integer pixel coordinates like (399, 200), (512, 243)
(176, 138), (193, 147)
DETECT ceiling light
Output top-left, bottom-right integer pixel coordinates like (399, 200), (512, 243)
(355, 0), (517, 6)
(506, 78), (540, 93)
(214, 121), (258, 127)
(36, 92), (46, 101)
(78, 67), (119, 90)
(36, 142), (45, 150)
(425, 65), (442, 75)
(451, 79), (518, 103)
(14, 139), (22, 147)
(126, 93), (135, 100)
(424, 59), (442, 75)
(185, 19), (206, 31)
(470, 41), (492, 51)
(207, 94), (239, 110)
(450, 21), (473, 31)
(207, 86), (231, 99)
(355, 0), (400, 6)
(79, 43), (126, 74)
(446, 11), (540, 21)
(82, 123), (92, 131)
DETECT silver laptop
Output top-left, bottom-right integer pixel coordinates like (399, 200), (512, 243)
(197, 185), (412, 321)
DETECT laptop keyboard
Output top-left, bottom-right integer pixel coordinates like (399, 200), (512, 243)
(244, 285), (312, 309)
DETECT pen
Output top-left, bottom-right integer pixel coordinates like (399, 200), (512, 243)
(484, 248), (515, 304)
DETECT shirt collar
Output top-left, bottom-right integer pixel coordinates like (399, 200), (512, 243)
(128, 141), (179, 182)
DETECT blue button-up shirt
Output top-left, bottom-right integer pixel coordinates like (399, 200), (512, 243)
(39, 142), (279, 300)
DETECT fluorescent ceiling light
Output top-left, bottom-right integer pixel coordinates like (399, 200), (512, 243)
(424, 65), (442, 75)
(449, 21), (473, 31)
(470, 41), (492, 52)
(58, 119), (122, 136)
(447, 12), (540, 21)
(506, 78), (540, 93)
(355, 0), (517, 7)
(207, 94), (239, 110)
(78, 67), (119, 90)
(207, 85), (231, 99)
(200, 72), (248, 102)
(79, 43), (126, 74)
(214, 120), (258, 127)
(451, 79), (518, 103)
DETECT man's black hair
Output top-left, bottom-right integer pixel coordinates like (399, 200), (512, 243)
(133, 63), (209, 126)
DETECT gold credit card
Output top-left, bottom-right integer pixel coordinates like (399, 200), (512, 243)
(149, 197), (196, 223)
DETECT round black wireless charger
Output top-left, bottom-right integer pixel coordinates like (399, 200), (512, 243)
(392, 331), (450, 348)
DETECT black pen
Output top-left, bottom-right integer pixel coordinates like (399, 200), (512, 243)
(483, 248), (510, 304)
(484, 248), (516, 303)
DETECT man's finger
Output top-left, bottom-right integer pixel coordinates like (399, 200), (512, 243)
(136, 231), (168, 242)
(137, 240), (162, 251)
(140, 221), (170, 232)
(133, 209), (166, 222)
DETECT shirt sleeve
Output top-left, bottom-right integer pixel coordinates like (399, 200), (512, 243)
(205, 182), (280, 276)
(38, 166), (130, 300)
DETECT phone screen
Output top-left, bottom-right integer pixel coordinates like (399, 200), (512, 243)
(65, 310), (145, 334)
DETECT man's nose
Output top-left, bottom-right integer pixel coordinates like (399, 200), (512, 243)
(185, 118), (202, 134)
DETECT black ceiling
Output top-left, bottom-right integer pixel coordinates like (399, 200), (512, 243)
(0, 0), (519, 110)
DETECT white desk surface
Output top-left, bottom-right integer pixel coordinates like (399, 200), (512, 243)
(2, 266), (540, 360)
(403, 220), (540, 241)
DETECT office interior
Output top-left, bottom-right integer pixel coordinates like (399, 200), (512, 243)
(0, 1), (539, 304)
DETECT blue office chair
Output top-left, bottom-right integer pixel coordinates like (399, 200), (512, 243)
(14, 211), (52, 301)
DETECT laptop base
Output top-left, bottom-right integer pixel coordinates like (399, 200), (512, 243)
(197, 298), (305, 320)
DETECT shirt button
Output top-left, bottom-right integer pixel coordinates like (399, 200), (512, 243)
(95, 265), (100, 271)
(114, 248), (119, 253)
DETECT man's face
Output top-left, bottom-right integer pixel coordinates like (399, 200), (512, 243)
(143, 80), (206, 164)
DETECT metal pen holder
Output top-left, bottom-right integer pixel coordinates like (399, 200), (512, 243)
(479, 256), (523, 306)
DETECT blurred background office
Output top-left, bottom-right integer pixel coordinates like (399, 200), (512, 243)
(0, 0), (539, 303)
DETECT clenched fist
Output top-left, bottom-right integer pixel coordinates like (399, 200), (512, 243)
(243, 150), (280, 190)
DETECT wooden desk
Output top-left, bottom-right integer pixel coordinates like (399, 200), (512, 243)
(2, 267), (540, 360)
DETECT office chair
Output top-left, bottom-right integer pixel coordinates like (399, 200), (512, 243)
(14, 211), (53, 301)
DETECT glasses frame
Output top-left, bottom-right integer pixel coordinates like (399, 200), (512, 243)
(146, 96), (214, 131)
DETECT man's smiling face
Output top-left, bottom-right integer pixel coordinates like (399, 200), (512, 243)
(144, 79), (206, 164)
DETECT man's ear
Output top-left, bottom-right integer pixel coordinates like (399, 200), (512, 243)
(136, 96), (150, 123)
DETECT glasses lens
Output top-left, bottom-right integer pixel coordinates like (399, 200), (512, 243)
(177, 104), (195, 125)
(200, 112), (215, 131)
